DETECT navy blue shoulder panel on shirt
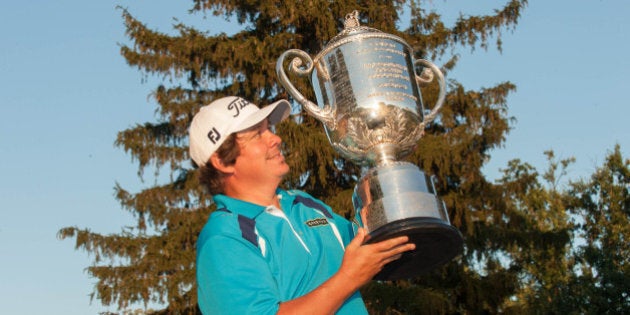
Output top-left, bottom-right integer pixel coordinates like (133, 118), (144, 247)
(237, 215), (258, 248)
(214, 207), (258, 248)
(292, 195), (332, 219)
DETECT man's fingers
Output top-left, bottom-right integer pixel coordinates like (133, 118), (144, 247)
(370, 235), (412, 251)
(389, 253), (403, 261)
(382, 255), (402, 266)
(379, 243), (416, 266)
(347, 228), (367, 250)
(391, 242), (416, 256)
(366, 237), (416, 264)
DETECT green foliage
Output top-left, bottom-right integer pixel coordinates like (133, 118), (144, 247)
(57, 1), (630, 314)
(563, 145), (630, 314)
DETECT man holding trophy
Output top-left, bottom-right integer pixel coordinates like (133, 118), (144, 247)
(193, 11), (462, 314)
(192, 96), (415, 314)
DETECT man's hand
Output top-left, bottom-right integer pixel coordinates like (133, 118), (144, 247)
(277, 228), (415, 314)
(337, 228), (416, 289)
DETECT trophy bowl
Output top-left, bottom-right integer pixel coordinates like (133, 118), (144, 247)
(276, 11), (463, 280)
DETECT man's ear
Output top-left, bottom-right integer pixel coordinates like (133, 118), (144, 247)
(210, 153), (234, 174)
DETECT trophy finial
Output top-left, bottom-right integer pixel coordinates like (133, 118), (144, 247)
(344, 10), (360, 28)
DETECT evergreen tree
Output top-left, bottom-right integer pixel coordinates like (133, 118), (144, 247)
(563, 145), (630, 314)
(493, 152), (577, 314)
(475, 148), (629, 315)
(58, 1), (536, 314)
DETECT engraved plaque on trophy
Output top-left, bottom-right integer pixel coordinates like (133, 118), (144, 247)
(276, 11), (463, 280)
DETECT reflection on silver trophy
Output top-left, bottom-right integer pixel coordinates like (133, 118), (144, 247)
(276, 11), (463, 280)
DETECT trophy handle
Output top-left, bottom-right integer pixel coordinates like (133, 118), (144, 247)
(276, 49), (335, 128)
(414, 59), (446, 129)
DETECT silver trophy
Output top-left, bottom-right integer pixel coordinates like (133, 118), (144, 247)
(276, 11), (463, 280)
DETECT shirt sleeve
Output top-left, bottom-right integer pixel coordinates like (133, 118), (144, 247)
(197, 233), (280, 315)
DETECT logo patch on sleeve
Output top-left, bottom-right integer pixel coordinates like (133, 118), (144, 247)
(305, 218), (329, 227)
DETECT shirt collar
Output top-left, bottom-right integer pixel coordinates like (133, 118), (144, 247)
(213, 189), (292, 219)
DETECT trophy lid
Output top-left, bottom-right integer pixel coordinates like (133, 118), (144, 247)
(316, 11), (411, 60)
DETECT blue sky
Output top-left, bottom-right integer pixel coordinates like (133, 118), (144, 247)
(1, 1), (628, 314)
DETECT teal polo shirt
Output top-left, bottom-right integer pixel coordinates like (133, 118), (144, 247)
(196, 189), (368, 314)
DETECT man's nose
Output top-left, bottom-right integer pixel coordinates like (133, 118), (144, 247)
(264, 129), (282, 146)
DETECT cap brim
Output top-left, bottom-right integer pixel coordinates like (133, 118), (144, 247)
(234, 100), (291, 132)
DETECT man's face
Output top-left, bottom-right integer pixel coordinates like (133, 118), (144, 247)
(231, 119), (289, 186)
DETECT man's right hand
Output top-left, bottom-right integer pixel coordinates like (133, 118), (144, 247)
(337, 228), (416, 289)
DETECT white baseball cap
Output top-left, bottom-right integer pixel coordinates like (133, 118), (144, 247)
(189, 96), (291, 166)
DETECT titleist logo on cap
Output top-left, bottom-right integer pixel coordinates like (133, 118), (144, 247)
(206, 97), (252, 144)
(227, 97), (251, 117)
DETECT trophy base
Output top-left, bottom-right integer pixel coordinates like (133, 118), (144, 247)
(365, 217), (463, 281)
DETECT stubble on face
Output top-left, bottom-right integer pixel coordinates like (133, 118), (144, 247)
(234, 120), (290, 179)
